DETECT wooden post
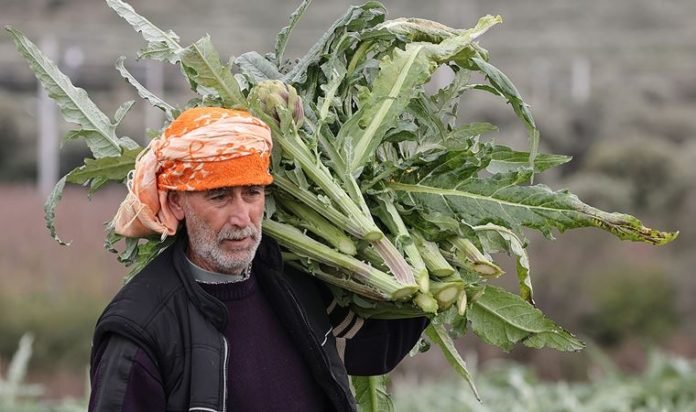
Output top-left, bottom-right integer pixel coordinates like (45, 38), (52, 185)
(37, 36), (59, 197)
(571, 56), (591, 103)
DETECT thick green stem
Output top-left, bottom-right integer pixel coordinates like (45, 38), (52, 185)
(285, 260), (390, 301)
(273, 175), (375, 239)
(263, 220), (416, 299)
(374, 199), (427, 291)
(413, 231), (456, 278)
(450, 238), (504, 279)
(278, 196), (357, 255)
(456, 289), (468, 316)
(430, 280), (465, 310)
(272, 127), (383, 240)
(414, 292), (438, 314)
(372, 236), (417, 286)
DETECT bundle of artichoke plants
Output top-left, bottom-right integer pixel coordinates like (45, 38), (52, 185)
(7, 0), (677, 408)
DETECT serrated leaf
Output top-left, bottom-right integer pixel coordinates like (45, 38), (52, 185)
(7, 27), (122, 158)
(235, 52), (282, 84)
(274, 0), (312, 67)
(283, 2), (386, 85)
(62, 130), (121, 156)
(105, 0), (183, 64)
(180, 35), (245, 107)
(487, 145), (571, 174)
(115, 56), (177, 119)
(390, 170), (678, 245)
(467, 285), (584, 351)
(66, 148), (141, 186)
(472, 56), (539, 174)
(43, 176), (69, 245)
(339, 43), (434, 174)
(340, 15), (501, 174)
(351, 375), (394, 412)
(424, 323), (480, 401)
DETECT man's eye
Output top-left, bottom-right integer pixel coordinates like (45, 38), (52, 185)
(246, 186), (264, 196)
(208, 191), (227, 201)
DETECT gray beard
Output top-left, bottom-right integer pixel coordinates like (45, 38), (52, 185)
(184, 212), (262, 275)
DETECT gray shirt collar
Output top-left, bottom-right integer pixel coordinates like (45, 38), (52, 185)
(185, 254), (251, 284)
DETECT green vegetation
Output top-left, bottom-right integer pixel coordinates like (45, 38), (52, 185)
(0, 294), (102, 373)
(0, 335), (86, 412)
(4, 0), (682, 408)
(393, 350), (696, 412)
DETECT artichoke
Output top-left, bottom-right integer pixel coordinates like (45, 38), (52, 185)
(248, 80), (304, 128)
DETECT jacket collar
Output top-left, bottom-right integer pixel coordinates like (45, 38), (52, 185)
(171, 232), (283, 332)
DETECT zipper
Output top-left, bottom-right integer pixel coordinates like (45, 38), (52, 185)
(221, 336), (229, 412)
(283, 284), (348, 410)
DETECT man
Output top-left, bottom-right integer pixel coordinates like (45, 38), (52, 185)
(89, 107), (427, 411)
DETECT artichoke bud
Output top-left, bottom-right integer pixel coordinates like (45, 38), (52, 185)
(248, 80), (304, 128)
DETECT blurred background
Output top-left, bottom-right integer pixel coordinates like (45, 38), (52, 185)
(0, 0), (694, 410)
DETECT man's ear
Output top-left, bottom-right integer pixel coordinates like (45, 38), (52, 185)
(167, 191), (186, 221)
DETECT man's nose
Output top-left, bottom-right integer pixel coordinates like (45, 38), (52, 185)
(226, 198), (252, 227)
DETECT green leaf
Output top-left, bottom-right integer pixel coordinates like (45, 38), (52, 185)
(424, 323), (480, 401)
(340, 15), (502, 174)
(487, 145), (571, 174)
(113, 100), (136, 126)
(472, 56), (539, 174)
(274, 0), (312, 67)
(282, 2), (385, 85)
(61, 130), (111, 155)
(443, 123), (498, 150)
(369, 17), (461, 43)
(180, 35), (246, 107)
(66, 148), (141, 187)
(119, 136), (142, 150)
(467, 285), (585, 351)
(235, 52), (282, 84)
(6, 27), (122, 158)
(105, 0), (183, 63)
(43, 176), (69, 245)
(390, 170), (678, 245)
(126, 237), (176, 278)
(115, 56), (177, 120)
(339, 43), (434, 173)
(351, 375), (394, 412)
(474, 223), (533, 304)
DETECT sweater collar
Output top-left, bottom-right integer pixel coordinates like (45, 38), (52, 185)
(185, 254), (250, 284)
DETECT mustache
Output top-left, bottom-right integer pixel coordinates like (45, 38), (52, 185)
(217, 225), (259, 242)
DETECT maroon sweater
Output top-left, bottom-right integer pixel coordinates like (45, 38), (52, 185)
(100, 275), (330, 412)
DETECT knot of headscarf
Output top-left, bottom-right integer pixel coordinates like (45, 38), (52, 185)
(112, 107), (273, 239)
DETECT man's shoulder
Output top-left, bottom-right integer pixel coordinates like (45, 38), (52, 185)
(101, 244), (186, 327)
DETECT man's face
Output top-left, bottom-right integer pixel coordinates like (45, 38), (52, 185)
(174, 186), (266, 275)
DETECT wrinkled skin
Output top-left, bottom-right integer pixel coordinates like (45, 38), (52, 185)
(168, 185), (266, 275)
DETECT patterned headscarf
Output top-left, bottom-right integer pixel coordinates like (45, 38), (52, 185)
(112, 107), (273, 238)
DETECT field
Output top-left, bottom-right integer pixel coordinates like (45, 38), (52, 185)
(1, 0), (695, 409)
(0, 183), (693, 407)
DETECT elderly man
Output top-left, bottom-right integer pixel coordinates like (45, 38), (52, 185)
(88, 107), (427, 412)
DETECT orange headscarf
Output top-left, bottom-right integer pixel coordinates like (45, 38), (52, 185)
(112, 107), (273, 238)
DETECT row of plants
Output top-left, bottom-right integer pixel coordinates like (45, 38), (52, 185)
(4, 333), (694, 412)
(393, 349), (696, 412)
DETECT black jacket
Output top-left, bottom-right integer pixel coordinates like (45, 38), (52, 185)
(89, 235), (427, 411)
